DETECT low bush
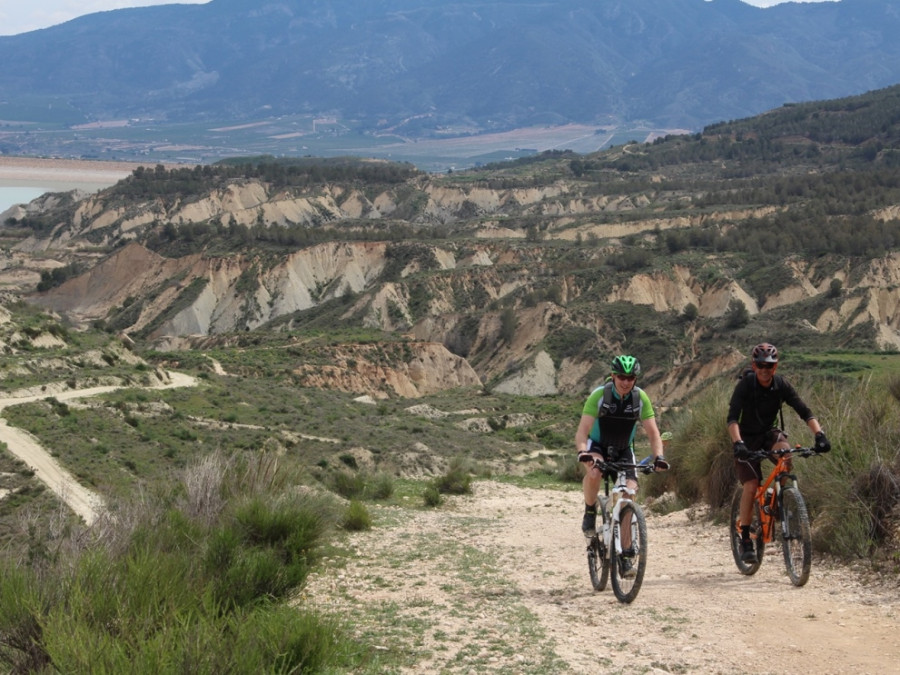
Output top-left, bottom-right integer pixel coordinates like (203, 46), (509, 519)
(343, 500), (372, 531)
(432, 457), (473, 496)
(0, 452), (348, 673)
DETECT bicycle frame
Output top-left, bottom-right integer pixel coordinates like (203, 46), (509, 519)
(600, 471), (631, 548)
(755, 452), (794, 544)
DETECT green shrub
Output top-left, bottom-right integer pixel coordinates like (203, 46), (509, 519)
(432, 458), (472, 495)
(423, 484), (443, 507)
(670, 377), (735, 511)
(555, 453), (582, 483)
(0, 451), (345, 672)
(342, 500), (372, 531)
(366, 472), (395, 500)
(797, 376), (900, 558)
(329, 470), (366, 499)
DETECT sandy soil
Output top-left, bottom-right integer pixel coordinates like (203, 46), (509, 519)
(304, 481), (900, 674)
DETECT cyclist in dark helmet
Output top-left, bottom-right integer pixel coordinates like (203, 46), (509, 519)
(727, 342), (831, 564)
(575, 355), (668, 575)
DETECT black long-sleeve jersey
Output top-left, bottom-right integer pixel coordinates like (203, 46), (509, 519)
(726, 373), (815, 438)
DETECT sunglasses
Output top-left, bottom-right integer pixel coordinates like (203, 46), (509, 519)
(754, 362), (776, 370)
(615, 374), (636, 381)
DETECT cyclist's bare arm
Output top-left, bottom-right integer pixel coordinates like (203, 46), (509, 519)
(641, 416), (665, 460)
(575, 414), (596, 456)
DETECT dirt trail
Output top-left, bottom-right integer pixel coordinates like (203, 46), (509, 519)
(0, 372), (197, 524)
(305, 481), (900, 674)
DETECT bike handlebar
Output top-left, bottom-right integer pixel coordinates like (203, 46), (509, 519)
(580, 453), (666, 474)
(748, 445), (819, 462)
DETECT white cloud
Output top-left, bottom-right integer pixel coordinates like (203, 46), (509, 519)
(742, 0), (840, 6)
(0, 1), (208, 37)
(0, 0), (844, 37)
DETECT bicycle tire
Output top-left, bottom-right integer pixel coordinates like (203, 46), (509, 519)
(610, 502), (647, 603)
(730, 485), (764, 575)
(780, 486), (812, 586)
(587, 502), (610, 591)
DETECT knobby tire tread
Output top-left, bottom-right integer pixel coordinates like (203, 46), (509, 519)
(780, 486), (812, 586)
(587, 502), (610, 591)
(610, 502), (647, 603)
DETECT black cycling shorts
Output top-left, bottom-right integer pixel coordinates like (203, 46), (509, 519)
(734, 428), (786, 483)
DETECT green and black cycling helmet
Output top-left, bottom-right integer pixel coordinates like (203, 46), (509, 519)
(610, 354), (641, 377)
(751, 342), (778, 364)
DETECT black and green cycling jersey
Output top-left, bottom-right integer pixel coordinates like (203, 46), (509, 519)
(581, 383), (655, 455)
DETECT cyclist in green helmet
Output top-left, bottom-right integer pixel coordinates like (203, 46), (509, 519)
(575, 355), (667, 552)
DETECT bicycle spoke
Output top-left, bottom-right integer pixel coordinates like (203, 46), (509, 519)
(730, 485), (763, 575)
(587, 505), (609, 591)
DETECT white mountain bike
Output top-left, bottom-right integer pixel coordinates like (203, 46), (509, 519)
(585, 455), (662, 603)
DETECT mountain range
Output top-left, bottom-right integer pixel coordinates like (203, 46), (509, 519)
(1, 0), (900, 169)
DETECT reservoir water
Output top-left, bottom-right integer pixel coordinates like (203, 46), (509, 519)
(0, 158), (137, 218)
(0, 186), (53, 216)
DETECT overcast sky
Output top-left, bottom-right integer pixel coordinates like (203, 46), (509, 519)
(0, 0), (842, 37)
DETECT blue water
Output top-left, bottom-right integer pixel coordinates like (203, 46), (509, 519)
(0, 186), (51, 215)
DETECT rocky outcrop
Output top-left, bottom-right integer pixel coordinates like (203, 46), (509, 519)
(292, 341), (481, 398)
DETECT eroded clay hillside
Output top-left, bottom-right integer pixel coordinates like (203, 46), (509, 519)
(8, 174), (897, 405)
(7, 90), (900, 405)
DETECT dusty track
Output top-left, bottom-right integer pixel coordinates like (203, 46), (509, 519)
(305, 481), (900, 674)
(0, 372), (197, 524)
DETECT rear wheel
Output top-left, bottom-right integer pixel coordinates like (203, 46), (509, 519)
(587, 503), (610, 591)
(730, 485), (764, 575)
(780, 486), (812, 586)
(610, 502), (647, 603)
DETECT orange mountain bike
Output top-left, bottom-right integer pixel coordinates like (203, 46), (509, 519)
(729, 445), (819, 586)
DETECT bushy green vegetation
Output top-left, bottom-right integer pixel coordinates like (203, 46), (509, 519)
(0, 452), (351, 673)
(109, 159), (419, 202)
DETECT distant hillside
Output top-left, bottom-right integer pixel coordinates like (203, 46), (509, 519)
(1, 0), (900, 168)
(5, 84), (900, 405)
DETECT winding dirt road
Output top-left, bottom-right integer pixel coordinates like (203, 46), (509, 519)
(0, 372), (196, 524)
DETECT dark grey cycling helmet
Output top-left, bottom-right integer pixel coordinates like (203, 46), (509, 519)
(751, 342), (778, 364)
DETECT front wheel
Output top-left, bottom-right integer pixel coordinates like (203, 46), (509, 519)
(587, 504), (610, 591)
(610, 502), (647, 603)
(780, 486), (812, 586)
(730, 485), (764, 575)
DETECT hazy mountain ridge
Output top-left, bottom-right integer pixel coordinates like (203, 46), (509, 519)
(1, 0), (899, 166)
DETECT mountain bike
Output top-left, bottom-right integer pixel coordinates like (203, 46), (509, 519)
(585, 455), (663, 603)
(729, 445), (818, 586)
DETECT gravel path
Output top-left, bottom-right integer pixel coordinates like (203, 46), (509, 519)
(305, 481), (900, 674)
